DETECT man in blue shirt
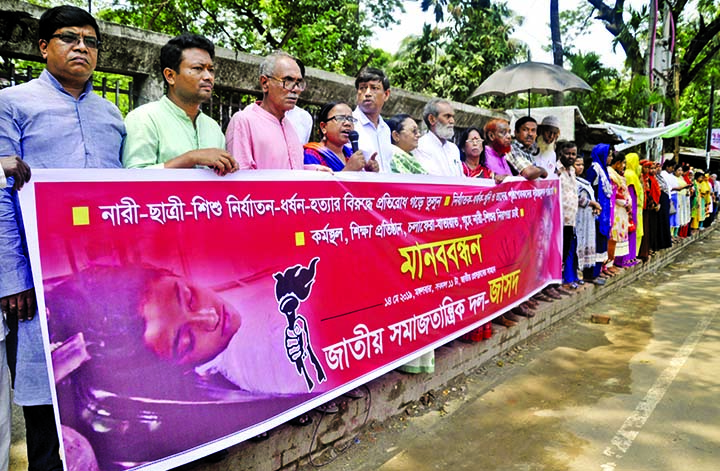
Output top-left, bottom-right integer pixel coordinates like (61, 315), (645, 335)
(0, 6), (125, 470)
(0, 157), (31, 190)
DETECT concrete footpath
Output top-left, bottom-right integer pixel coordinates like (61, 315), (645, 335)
(186, 225), (717, 471)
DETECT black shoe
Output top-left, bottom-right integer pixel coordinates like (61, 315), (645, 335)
(290, 413), (313, 427)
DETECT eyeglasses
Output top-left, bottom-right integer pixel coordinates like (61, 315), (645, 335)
(401, 127), (420, 135)
(468, 138), (484, 144)
(266, 76), (306, 91)
(50, 32), (100, 49)
(326, 115), (357, 124)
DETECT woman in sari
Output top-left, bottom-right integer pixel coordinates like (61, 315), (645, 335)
(458, 127), (493, 179)
(387, 114), (427, 174)
(303, 102), (379, 172)
(456, 126), (505, 339)
(387, 113), (435, 371)
(584, 144), (615, 277)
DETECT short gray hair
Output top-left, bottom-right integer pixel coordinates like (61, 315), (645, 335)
(259, 50), (300, 78)
(423, 98), (451, 128)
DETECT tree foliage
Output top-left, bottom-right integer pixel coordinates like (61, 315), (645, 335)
(583, 0), (720, 96)
(559, 1), (719, 148)
(89, 0), (402, 76)
(387, 0), (525, 104)
(564, 51), (666, 127)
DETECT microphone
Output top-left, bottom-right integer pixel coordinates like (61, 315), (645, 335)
(348, 130), (360, 153)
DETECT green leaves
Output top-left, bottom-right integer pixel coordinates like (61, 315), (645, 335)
(388, 1), (525, 104)
(92, 0), (401, 76)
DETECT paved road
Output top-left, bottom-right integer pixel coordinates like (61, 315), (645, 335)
(310, 230), (720, 471)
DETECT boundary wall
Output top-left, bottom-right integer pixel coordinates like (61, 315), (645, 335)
(0, 0), (505, 126)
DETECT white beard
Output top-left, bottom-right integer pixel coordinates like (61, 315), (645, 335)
(537, 136), (555, 153)
(435, 122), (455, 141)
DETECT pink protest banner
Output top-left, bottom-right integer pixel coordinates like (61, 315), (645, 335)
(19, 169), (562, 470)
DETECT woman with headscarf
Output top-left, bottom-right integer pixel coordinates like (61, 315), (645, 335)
(706, 174), (718, 225)
(653, 162), (673, 250)
(639, 160), (660, 260)
(617, 152), (643, 266)
(607, 152), (630, 268)
(674, 165), (691, 237)
(699, 172), (713, 228)
(659, 160), (688, 240)
(678, 165), (695, 237)
(584, 144), (615, 277)
(574, 154), (605, 284)
(691, 172), (712, 232)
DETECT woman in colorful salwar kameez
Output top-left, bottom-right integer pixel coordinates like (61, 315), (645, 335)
(607, 152), (630, 267)
(615, 153), (642, 267)
(574, 156), (604, 284)
(584, 144), (615, 277)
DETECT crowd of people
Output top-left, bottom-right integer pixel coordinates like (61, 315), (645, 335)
(1, 5), (718, 469)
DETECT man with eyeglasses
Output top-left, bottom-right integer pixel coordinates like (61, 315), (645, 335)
(122, 33), (237, 175)
(0, 5), (126, 470)
(352, 67), (394, 173)
(285, 59), (314, 145)
(226, 50), (311, 170)
(413, 98), (463, 177)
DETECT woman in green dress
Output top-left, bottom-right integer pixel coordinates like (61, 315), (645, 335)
(387, 114), (427, 175)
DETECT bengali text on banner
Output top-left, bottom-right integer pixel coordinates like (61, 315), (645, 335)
(19, 169), (562, 471)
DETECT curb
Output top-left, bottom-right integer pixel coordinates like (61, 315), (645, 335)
(194, 225), (717, 471)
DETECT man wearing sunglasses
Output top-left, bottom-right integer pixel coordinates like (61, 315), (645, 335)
(122, 33), (238, 175)
(0, 6), (126, 470)
(226, 50), (313, 170)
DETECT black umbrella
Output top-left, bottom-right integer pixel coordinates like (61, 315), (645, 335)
(470, 61), (593, 113)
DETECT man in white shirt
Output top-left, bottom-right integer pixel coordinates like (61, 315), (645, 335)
(352, 67), (393, 173)
(413, 98), (463, 177)
(286, 106), (313, 144)
(284, 59), (314, 144)
(0, 156), (31, 190)
(535, 115), (561, 179)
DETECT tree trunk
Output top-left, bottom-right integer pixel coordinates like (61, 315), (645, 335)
(550, 0), (564, 106)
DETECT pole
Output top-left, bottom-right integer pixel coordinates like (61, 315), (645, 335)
(706, 82), (715, 171)
(673, 56), (680, 161)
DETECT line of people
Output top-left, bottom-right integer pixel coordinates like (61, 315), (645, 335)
(2, 5), (717, 469)
(0, 6), (578, 461)
(560, 144), (718, 297)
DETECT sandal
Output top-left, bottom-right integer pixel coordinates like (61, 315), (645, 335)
(316, 401), (339, 414)
(290, 413), (313, 427)
(249, 431), (270, 442)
